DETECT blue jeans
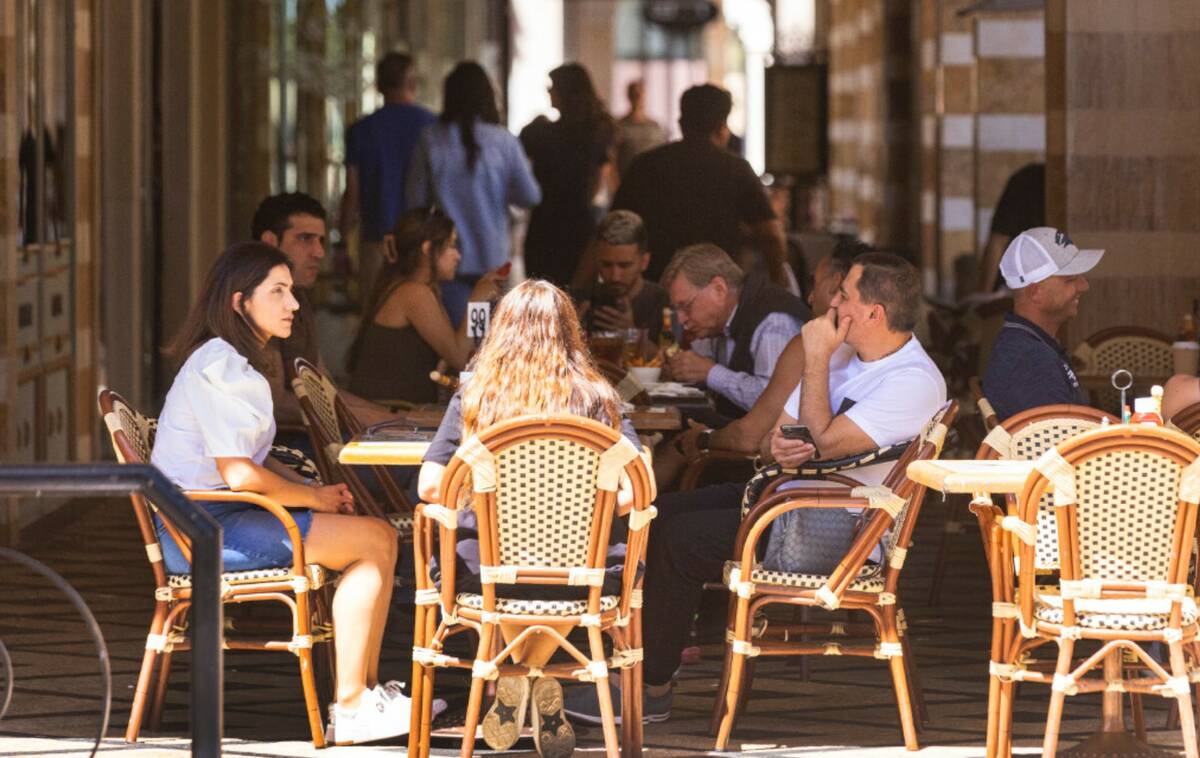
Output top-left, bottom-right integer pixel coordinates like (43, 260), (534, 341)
(155, 498), (314, 575)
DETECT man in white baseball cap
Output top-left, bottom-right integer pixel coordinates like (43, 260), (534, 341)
(982, 227), (1105, 420)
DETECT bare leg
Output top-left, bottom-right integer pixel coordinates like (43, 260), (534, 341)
(304, 513), (398, 707)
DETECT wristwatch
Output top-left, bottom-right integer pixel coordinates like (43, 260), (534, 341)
(697, 428), (713, 451)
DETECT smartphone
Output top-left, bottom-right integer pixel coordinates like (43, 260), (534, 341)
(780, 424), (820, 457)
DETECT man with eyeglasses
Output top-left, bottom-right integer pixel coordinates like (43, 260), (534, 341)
(565, 252), (946, 725)
(660, 244), (808, 422)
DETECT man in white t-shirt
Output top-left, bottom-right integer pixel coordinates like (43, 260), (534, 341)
(565, 252), (946, 724)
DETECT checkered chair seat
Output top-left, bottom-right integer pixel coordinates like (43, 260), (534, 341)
(167, 563), (330, 591)
(1034, 597), (1198, 631)
(387, 513), (414, 533)
(722, 560), (886, 594)
(454, 592), (620, 617)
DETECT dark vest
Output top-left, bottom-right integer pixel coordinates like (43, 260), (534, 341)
(713, 275), (810, 419)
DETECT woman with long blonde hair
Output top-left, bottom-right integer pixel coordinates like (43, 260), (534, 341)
(418, 280), (640, 758)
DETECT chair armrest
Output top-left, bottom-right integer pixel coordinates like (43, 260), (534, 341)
(731, 487), (887, 607)
(181, 489), (308, 576)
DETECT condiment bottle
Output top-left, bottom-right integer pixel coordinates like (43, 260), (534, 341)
(1130, 397), (1163, 426)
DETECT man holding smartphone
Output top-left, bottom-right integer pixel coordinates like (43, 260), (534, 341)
(575, 210), (670, 338)
(566, 252), (946, 724)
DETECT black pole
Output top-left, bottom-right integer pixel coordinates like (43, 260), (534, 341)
(0, 463), (222, 757)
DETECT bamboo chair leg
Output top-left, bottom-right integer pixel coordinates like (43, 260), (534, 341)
(899, 628), (927, 730)
(298, 646), (326, 748)
(886, 652), (920, 750)
(708, 644), (736, 737)
(1130, 692), (1147, 741)
(124, 604), (169, 741)
(880, 607), (919, 751)
(629, 606), (646, 757)
(316, 588), (337, 708)
(460, 623), (495, 758)
(996, 676), (1016, 758)
(736, 659), (756, 724)
(714, 595), (753, 750)
(1040, 639), (1076, 758)
(621, 664), (636, 756)
(408, 604), (429, 756)
(1169, 641), (1200, 758)
(984, 672), (1002, 758)
(147, 646), (174, 730)
(588, 627), (620, 758)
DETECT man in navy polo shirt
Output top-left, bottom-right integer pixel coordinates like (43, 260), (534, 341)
(982, 227), (1105, 420)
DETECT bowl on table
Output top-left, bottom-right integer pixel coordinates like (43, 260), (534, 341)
(628, 366), (662, 385)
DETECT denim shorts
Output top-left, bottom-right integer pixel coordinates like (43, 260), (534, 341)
(155, 499), (314, 575)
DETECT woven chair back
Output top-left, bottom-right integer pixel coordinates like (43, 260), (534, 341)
(291, 358), (348, 478)
(978, 404), (1116, 571)
(291, 357), (412, 522)
(1017, 425), (1200, 591)
(97, 388), (189, 575)
(1072, 327), (1172, 412)
(438, 414), (653, 597)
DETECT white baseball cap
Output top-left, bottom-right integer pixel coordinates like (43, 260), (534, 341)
(999, 227), (1104, 289)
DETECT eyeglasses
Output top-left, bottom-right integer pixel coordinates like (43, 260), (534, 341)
(672, 281), (711, 316)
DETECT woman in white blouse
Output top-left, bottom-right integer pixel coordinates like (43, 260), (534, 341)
(151, 242), (409, 744)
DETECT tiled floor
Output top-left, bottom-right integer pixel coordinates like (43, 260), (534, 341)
(0, 494), (1188, 756)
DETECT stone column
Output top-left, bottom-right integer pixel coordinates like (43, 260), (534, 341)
(1045, 0), (1200, 347)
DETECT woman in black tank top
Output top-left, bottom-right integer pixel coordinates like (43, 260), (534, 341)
(347, 207), (504, 403)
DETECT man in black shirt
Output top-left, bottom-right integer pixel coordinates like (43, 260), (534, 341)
(976, 163), (1044, 293)
(982, 226), (1105, 420)
(576, 210), (670, 340)
(611, 84), (788, 287)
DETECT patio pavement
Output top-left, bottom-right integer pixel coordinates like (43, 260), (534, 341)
(0, 493), (1187, 756)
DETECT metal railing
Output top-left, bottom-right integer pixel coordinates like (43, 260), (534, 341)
(0, 463), (222, 757)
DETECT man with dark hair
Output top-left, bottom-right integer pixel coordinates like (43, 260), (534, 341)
(253, 193), (398, 443)
(576, 210), (670, 337)
(339, 51), (436, 301)
(611, 84), (788, 286)
(565, 252), (946, 724)
(661, 243), (808, 419)
(808, 236), (869, 316)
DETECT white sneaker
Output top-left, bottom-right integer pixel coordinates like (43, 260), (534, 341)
(377, 680), (448, 719)
(331, 686), (408, 745)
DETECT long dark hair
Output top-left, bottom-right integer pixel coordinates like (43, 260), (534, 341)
(166, 241), (292, 369)
(440, 62), (501, 172)
(549, 63), (608, 127)
(346, 207), (456, 373)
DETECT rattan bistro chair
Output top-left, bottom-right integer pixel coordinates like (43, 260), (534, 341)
(291, 357), (415, 536)
(1072, 326), (1173, 410)
(407, 414), (656, 758)
(98, 388), (334, 748)
(712, 402), (958, 752)
(992, 425), (1200, 758)
(966, 404), (1116, 755)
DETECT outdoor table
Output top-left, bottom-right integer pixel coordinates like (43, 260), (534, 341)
(338, 429), (435, 466)
(908, 458), (1165, 758)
